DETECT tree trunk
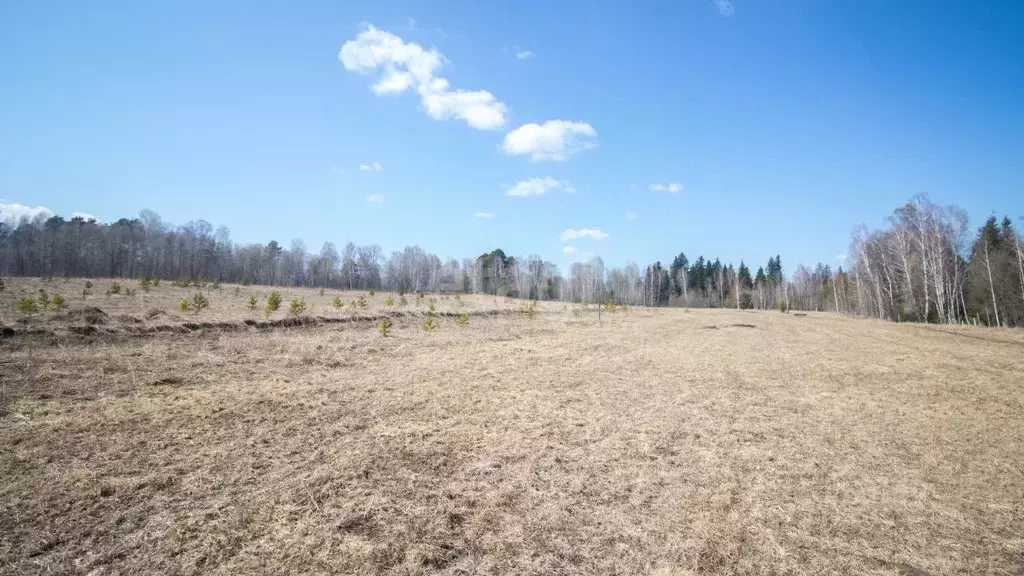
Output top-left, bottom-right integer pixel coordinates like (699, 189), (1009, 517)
(832, 276), (840, 314)
(1015, 230), (1024, 307)
(983, 241), (1000, 327)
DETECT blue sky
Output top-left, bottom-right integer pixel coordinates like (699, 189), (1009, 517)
(1, 0), (1022, 271)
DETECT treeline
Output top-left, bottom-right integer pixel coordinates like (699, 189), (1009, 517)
(0, 196), (1021, 326)
(846, 196), (1023, 326)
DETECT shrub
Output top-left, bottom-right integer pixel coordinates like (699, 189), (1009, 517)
(241, 277), (250, 286)
(603, 299), (617, 313)
(739, 293), (753, 310)
(319, 288), (325, 297)
(139, 277), (151, 292)
(265, 290), (282, 317)
(398, 295), (408, 306)
(457, 313), (469, 327)
(211, 281), (221, 291)
(181, 292), (209, 313)
(377, 316), (392, 336)
(287, 298), (307, 316)
(778, 300), (788, 313)
(368, 290), (375, 297)
(428, 299), (437, 314)
(17, 297), (39, 315)
(172, 278), (190, 288)
(421, 315), (437, 332)
(51, 294), (67, 310)
(233, 286), (242, 297)
(523, 300), (538, 319)
(428, 296), (437, 308)
(106, 282), (121, 296)
(37, 289), (50, 310)
(0, 277), (5, 292)
(384, 295), (395, 306)
(124, 287), (137, 297)
(356, 296), (368, 309)
(84, 280), (93, 290)
(620, 304), (630, 314)
(331, 296), (342, 308)
(152, 277), (160, 287)
(247, 295), (258, 310)
(398, 289), (406, 297)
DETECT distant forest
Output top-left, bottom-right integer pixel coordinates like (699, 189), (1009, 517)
(1, 196), (1022, 327)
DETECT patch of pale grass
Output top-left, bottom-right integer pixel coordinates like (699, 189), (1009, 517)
(1, 280), (1023, 574)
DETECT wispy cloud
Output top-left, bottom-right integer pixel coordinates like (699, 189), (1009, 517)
(502, 120), (598, 162)
(563, 246), (576, 254)
(506, 176), (573, 197)
(560, 228), (609, 242)
(330, 165), (345, 174)
(474, 211), (494, 219)
(714, 0), (735, 17)
(516, 49), (533, 60)
(835, 253), (847, 261)
(359, 161), (383, 172)
(340, 25), (508, 130)
(626, 212), (639, 220)
(649, 182), (683, 194)
(365, 193), (385, 204)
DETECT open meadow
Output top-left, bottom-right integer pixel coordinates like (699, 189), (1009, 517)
(1, 277), (1023, 575)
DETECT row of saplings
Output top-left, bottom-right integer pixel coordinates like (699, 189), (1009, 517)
(15, 288), (69, 315)
(9, 278), (141, 315)
(8, 276), (178, 316)
(178, 288), (475, 336)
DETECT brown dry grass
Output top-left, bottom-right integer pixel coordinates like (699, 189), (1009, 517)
(1, 277), (1023, 575)
(0, 277), (509, 327)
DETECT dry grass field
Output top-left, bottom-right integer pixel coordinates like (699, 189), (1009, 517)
(1, 277), (1023, 575)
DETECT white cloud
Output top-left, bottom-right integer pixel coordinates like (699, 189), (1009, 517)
(506, 176), (574, 197)
(516, 49), (533, 60)
(359, 161), (383, 172)
(563, 246), (576, 254)
(474, 211), (494, 219)
(835, 253), (847, 261)
(330, 165), (345, 174)
(714, 0), (735, 16)
(560, 228), (609, 242)
(0, 203), (54, 224)
(502, 120), (598, 162)
(649, 182), (683, 194)
(365, 193), (385, 204)
(340, 25), (508, 130)
(72, 212), (98, 222)
(626, 212), (638, 220)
